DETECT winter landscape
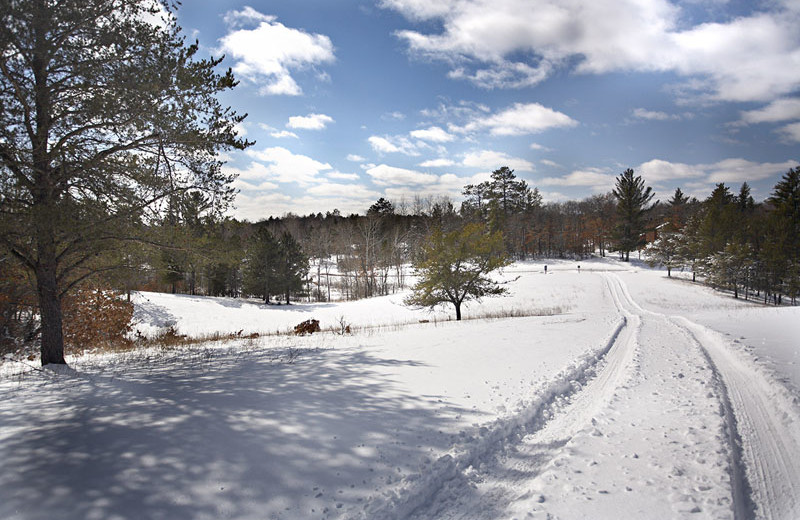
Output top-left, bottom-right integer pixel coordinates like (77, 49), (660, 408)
(2, 259), (798, 519)
(3, 0), (800, 519)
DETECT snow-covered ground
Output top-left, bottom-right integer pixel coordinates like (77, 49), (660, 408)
(1, 259), (798, 519)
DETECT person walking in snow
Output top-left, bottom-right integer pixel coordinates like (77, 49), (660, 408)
(544, 265), (547, 274)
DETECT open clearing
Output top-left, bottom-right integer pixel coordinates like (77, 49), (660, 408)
(1, 258), (798, 519)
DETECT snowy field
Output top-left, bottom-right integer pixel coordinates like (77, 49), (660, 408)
(1, 258), (798, 519)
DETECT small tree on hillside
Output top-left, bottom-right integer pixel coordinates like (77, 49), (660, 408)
(644, 231), (682, 277)
(404, 223), (510, 320)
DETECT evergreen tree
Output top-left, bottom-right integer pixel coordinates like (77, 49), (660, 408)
(766, 168), (800, 302)
(667, 187), (691, 231)
(367, 198), (395, 217)
(242, 227), (280, 304)
(612, 168), (655, 261)
(644, 231), (682, 277)
(697, 183), (739, 262)
(275, 232), (309, 304)
(0, 0), (250, 365)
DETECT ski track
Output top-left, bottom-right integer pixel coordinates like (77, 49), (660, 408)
(672, 316), (800, 520)
(353, 271), (800, 520)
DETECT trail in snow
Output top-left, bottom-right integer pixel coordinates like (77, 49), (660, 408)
(370, 271), (778, 519)
(613, 273), (800, 519)
(673, 317), (800, 520)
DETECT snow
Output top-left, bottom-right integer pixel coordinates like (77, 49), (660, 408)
(1, 259), (798, 519)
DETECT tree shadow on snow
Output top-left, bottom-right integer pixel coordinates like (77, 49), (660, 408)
(0, 347), (474, 519)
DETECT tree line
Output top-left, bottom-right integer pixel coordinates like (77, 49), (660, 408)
(2, 1), (798, 365)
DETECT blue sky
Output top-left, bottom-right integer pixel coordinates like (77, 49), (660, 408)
(174, 0), (800, 220)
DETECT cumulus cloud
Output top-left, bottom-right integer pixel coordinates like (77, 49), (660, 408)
(637, 157), (799, 185)
(367, 135), (420, 156)
(365, 164), (438, 185)
(704, 158), (799, 183)
(539, 168), (615, 191)
(409, 126), (455, 142)
(270, 130), (299, 139)
(462, 150), (534, 172)
(327, 171), (361, 181)
(739, 98), (800, 125)
(382, 0), (800, 102)
(638, 159), (705, 182)
(287, 113), (335, 130)
(419, 158), (456, 168)
(454, 103), (577, 135)
(244, 147), (332, 185)
(219, 8), (335, 96)
(347, 154), (366, 162)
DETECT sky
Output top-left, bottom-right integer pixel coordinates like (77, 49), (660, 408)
(173, 0), (800, 221)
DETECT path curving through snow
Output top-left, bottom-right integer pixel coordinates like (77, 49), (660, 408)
(374, 271), (800, 519)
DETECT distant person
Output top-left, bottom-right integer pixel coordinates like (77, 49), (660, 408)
(544, 265), (547, 274)
(577, 265), (580, 273)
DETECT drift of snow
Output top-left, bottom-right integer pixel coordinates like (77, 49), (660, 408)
(1, 258), (798, 520)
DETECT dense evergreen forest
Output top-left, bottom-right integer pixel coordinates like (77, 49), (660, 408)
(2, 165), (799, 354)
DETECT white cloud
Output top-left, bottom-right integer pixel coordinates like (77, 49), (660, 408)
(454, 103), (577, 136)
(779, 122), (800, 142)
(409, 126), (455, 142)
(632, 108), (680, 121)
(244, 147), (332, 185)
(287, 113), (334, 130)
(705, 158), (799, 183)
(307, 182), (380, 199)
(270, 130), (299, 139)
(383, 0), (800, 102)
(539, 168), (615, 190)
(381, 111), (407, 121)
(462, 150), (534, 172)
(367, 135), (420, 156)
(219, 8), (335, 96)
(636, 157), (799, 185)
(638, 159), (704, 182)
(368, 136), (400, 153)
(540, 159), (561, 168)
(419, 158), (456, 168)
(366, 164), (438, 185)
(327, 171), (361, 180)
(530, 142), (551, 151)
(740, 98), (800, 124)
(347, 154), (366, 162)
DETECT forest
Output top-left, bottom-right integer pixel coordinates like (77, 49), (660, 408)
(2, 164), (799, 357)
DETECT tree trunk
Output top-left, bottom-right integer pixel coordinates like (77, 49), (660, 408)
(36, 250), (66, 365)
(454, 301), (462, 321)
(667, 266), (671, 277)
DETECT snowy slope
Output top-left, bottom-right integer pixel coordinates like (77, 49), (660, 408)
(1, 260), (798, 520)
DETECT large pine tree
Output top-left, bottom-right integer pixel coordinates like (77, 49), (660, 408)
(0, 0), (250, 364)
(612, 168), (655, 261)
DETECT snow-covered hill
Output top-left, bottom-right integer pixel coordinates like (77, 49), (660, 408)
(1, 259), (798, 519)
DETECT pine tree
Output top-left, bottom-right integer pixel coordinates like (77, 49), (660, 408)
(644, 232), (682, 277)
(242, 227), (281, 304)
(275, 232), (309, 304)
(0, 0), (250, 365)
(612, 168), (655, 261)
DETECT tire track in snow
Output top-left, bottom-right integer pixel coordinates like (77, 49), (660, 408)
(612, 272), (800, 519)
(404, 273), (740, 519)
(353, 275), (639, 519)
(672, 316), (800, 520)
